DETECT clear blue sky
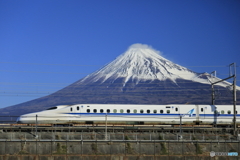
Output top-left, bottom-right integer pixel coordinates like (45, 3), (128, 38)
(0, 0), (240, 108)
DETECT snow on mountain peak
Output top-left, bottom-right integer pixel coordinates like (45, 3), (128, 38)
(124, 43), (164, 60)
(129, 43), (150, 49)
(128, 43), (160, 52)
(80, 43), (198, 85)
(79, 43), (239, 90)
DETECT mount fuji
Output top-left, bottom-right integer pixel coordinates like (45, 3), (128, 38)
(79, 44), (235, 89)
(1, 44), (239, 116)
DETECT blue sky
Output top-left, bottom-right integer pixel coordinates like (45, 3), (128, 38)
(0, 0), (240, 108)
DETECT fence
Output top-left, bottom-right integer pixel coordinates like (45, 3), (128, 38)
(0, 139), (239, 159)
(0, 131), (239, 160)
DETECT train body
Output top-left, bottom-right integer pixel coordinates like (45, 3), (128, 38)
(17, 104), (240, 125)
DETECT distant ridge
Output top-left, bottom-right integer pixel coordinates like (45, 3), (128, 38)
(0, 43), (239, 116)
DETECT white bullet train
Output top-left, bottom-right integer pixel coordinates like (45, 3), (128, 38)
(17, 104), (240, 125)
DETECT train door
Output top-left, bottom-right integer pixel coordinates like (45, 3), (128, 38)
(70, 106), (81, 124)
(174, 106), (180, 122)
(70, 106), (81, 117)
(175, 106), (179, 116)
(199, 106), (205, 120)
(76, 106), (81, 118)
(70, 106), (76, 113)
(195, 105), (199, 124)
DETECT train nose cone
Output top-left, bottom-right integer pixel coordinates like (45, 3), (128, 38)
(16, 116), (22, 123)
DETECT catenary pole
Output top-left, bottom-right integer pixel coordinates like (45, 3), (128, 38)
(232, 63), (237, 135)
(210, 63), (237, 135)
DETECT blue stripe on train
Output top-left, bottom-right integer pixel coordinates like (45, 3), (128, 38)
(66, 113), (240, 117)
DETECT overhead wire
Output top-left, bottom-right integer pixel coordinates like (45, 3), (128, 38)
(0, 70), (90, 74)
(0, 83), (238, 91)
(0, 81), (238, 86)
(0, 85), (235, 96)
(0, 61), (102, 66)
(0, 62), (239, 99)
(1, 61), (239, 67)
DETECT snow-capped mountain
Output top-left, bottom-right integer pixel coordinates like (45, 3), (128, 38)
(0, 43), (239, 116)
(79, 43), (238, 90)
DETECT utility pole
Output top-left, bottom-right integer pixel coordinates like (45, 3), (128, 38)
(105, 113), (108, 140)
(179, 115), (182, 140)
(211, 85), (215, 105)
(232, 63), (237, 135)
(35, 114), (38, 138)
(211, 71), (216, 105)
(210, 63), (237, 135)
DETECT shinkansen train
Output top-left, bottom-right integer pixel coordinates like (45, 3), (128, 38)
(17, 104), (240, 125)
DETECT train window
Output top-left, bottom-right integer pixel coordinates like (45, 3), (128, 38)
(113, 109), (117, 113)
(94, 109), (97, 113)
(236, 111), (238, 114)
(133, 109), (137, 113)
(87, 106), (90, 107)
(87, 109), (90, 113)
(201, 108), (203, 112)
(166, 106), (171, 108)
(46, 107), (57, 110)
(70, 108), (72, 112)
(120, 109), (124, 113)
(140, 110), (144, 113)
(77, 106), (79, 111)
(167, 110), (170, 114)
(107, 109), (110, 113)
(100, 109), (104, 113)
(228, 110), (231, 114)
(175, 108), (178, 112)
(221, 110), (224, 114)
(127, 109), (130, 113)
(153, 110), (157, 113)
(147, 110), (150, 113)
(160, 110), (163, 113)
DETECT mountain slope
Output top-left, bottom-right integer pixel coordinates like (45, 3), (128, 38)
(0, 43), (239, 116)
(79, 43), (237, 89)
